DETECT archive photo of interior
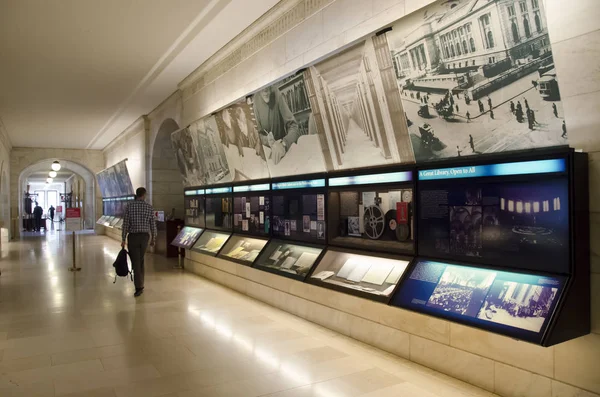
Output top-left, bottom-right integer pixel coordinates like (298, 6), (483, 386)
(0, 1), (598, 396)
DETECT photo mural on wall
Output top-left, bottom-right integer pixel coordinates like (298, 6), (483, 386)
(386, 0), (568, 162)
(96, 160), (134, 198)
(307, 37), (415, 170)
(253, 73), (327, 178)
(171, 125), (206, 187)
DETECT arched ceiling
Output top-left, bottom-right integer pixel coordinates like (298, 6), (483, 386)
(0, 0), (280, 150)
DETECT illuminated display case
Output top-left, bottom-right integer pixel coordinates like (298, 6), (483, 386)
(97, 215), (109, 224)
(170, 226), (204, 249)
(253, 240), (325, 281)
(184, 189), (205, 228)
(402, 148), (590, 346)
(271, 176), (327, 244)
(218, 235), (269, 266)
(191, 230), (231, 256)
(204, 186), (233, 232)
(232, 182), (271, 237)
(327, 168), (415, 255)
(103, 216), (115, 227)
(309, 248), (412, 303)
(108, 217), (120, 227)
(114, 218), (124, 229)
(391, 259), (566, 344)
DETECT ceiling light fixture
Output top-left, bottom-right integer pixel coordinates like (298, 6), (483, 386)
(47, 177), (53, 183)
(49, 171), (57, 178)
(51, 161), (61, 171)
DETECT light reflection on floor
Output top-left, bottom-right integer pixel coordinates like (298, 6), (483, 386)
(0, 231), (499, 396)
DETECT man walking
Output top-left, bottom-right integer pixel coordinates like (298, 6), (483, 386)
(49, 205), (55, 223)
(469, 134), (475, 153)
(33, 202), (43, 232)
(122, 187), (156, 297)
(553, 103), (559, 118)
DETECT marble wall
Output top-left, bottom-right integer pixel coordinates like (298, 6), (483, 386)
(174, 1), (600, 396)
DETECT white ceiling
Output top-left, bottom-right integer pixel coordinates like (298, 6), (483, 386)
(0, 0), (280, 150)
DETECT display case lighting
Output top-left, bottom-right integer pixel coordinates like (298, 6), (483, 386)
(516, 201), (523, 214)
(533, 202), (540, 213)
(508, 200), (515, 212)
(525, 202), (531, 213)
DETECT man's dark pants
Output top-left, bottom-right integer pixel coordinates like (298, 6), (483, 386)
(128, 233), (149, 290)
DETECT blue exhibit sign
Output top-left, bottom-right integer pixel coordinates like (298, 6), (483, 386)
(185, 189), (205, 196)
(329, 171), (412, 187)
(272, 179), (325, 190)
(205, 187), (232, 194)
(418, 158), (566, 181)
(233, 183), (270, 193)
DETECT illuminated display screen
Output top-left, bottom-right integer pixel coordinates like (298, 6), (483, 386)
(185, 189), (205, 196)
(418, 159), (566, 181)
(205, 187), (232, 194)
(391, 260), (565, 342)
(272, 179), (325, 190)
(233, 183), (270, 193)
(170, 227), (204, 249)
(329, 171), (412, 187)
(418, 173), (569, 273)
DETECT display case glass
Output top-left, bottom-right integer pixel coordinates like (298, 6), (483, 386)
(114, 218), (124, 229)
(102, 216), (114, 227)
(218, 235), (269, 265)
(97, 215), (109, 224)
(108, 217), (120, 227)
(233, 183), (271, 236)
(417, 157), (569, 273)
(391, 259), (566, 343)
(170, 226), (204, 249)
(328, 170), (414, 255)
(253, 240), (324, 281)
(191, 230), (231, 256)
(185, 189), (205, 228)
(309, 249), (411, 302)
(205, 187), (233, 231)
(271, 178), (326, 244)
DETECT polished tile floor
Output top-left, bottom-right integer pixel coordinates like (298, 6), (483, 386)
(0, 231), (499, 397)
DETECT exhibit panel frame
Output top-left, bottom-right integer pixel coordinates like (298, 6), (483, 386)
(308, 247), (413, 303)
(217, 234), (270, 266)
(204, 185), (234, 232)
(190, 230), (232, 257)
(270, 174), (328, 245)
(170, 226), (204, 250)
(327, 165), (416, 256)
(232, 180), (271, 237)
(253, 239), (326, 281)
(184, 188), (206, 228)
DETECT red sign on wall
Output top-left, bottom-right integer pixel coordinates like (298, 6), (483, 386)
(57, 206), (63, 213)
(396, 202), (409, 224)
(66, 208), (81, 218)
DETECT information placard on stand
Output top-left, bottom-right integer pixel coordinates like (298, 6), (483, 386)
(65, 208), (82, 232)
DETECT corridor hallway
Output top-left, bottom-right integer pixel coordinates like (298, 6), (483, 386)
(0, 233), (498, 397)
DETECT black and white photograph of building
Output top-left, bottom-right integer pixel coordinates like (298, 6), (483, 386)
(387, 0), (568, 161)
(195, 117), (231, 185)
(478, 280), (558, 332)
(171, 126), (205, 187)
(308, 38), (415, 170)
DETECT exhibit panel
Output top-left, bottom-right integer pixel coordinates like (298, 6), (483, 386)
(417, 154), (572, 274)
(204, 186), (233, 232)
(96, 160), (135, 198)
(309, 248), (412, 303)
(217, 235), (269, 266)
(170, 226), (204, 249)
(184, 189), (205, 228)
(253, 239), (324, 281)
(328, 169), (415, 255)
(271, 177), (327, 244)
(191, 230), (231, 257)
(390, 258), (566, 344)
(232, 182), (271, 236)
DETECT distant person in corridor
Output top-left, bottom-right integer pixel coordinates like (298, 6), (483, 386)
(33, 202), (43, 232)
(121, 187), (156, 297)
(49, 205), (55, 223)
(253, 86), (300, 165)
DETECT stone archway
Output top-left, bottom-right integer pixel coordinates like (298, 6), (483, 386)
(17, 159), (97, 236)
(149, 118), (183, 217)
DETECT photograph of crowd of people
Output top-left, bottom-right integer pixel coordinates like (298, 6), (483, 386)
(387, 0), (569, 162)
(477, 279), (558, 332)
(171, 126), (206, 187)
(426, 265), (496, 316)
